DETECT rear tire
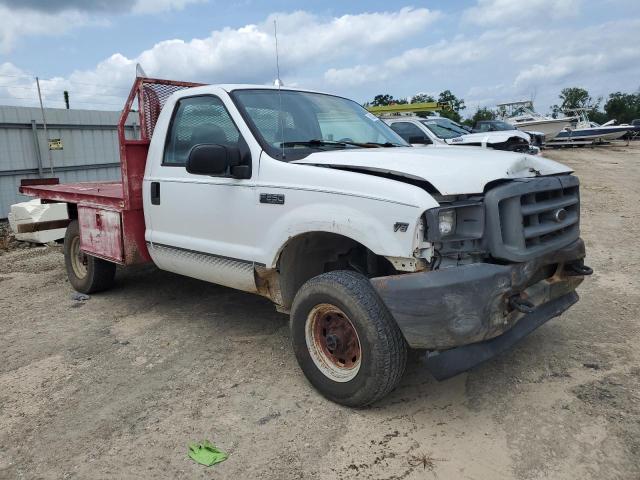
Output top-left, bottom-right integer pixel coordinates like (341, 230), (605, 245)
(290, 270), (407, 407)
(64, 220), (116, 294)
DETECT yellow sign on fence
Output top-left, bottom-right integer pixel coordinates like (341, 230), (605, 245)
(48, 138), (63, 150)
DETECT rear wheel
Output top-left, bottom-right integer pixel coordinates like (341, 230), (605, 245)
(290, 270), (407, 407)
(64, 220), (116, 294)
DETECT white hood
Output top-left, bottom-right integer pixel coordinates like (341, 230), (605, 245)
(292, 147), (572, 195)
(445, 130), (530, 146)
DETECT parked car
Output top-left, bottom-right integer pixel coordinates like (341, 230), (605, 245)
(385, 116), (538, 154)
(473, 119), (545, 147)
(625, 119), (640, 140)
(19, 77), (591, 407)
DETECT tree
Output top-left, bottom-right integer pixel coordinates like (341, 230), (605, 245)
(550, 87), (600, 118)
(437, 90), (466, 123)
(604, 91), (640, 124)
(463, 107), (496, 127)
(368, 94), (407, 107)
(410, 92), (436, 118)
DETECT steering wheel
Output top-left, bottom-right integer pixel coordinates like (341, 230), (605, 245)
(338, 137), (354, 143)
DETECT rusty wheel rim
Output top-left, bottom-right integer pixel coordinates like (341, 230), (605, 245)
(70, 236), (88, 279)
(305, 303), (361, 382)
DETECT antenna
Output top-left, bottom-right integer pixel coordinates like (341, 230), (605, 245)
(273, 20), (283, 87)
(274, 19), (285, 159)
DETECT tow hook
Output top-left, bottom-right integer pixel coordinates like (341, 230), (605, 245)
(566, 261), (594, 276)
(509, 295), (536, 314)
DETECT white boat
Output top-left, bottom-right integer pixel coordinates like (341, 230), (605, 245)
(498, 101), (573, 141)
(551, 109), (631, 143)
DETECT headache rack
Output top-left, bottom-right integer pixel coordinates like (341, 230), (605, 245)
(19, 76), (204, 264)
(484, 175), (580, 263)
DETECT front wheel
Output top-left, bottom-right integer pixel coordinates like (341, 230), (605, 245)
(64, 220), (116, 294)
(290, 271), (407, 407)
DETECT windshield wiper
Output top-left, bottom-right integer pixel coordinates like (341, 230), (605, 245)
(279, 139), (402, 148)
(364, 141), (405, 147)
(279, 139), (352, 148)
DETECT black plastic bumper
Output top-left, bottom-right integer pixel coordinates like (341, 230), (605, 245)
(423, 291), (578, 380)
(370, 239), (586, 351)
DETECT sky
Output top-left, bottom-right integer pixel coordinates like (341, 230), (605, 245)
(0, 0), (639, 116)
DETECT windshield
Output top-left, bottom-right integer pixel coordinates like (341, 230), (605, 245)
(420, 118), (468, 139)
(231, 89), (408, 160)
(491, 120), (516, 131)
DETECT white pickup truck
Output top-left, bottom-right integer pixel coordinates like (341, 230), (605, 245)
(19, 77), (591, 407)
(385, 116), (538, 153)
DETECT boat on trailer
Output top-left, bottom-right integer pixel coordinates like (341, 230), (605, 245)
(550, 109), (631, 144)
(498, 101), (573, 141)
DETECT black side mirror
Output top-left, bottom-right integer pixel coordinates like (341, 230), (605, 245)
(186, 144), (247, 177)
(408, 135), (432, 145)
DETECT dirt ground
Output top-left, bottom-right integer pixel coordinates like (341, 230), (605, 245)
(1, 143), (639, 480)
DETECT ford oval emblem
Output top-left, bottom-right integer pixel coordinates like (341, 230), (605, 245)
(553, 208), (568, 222)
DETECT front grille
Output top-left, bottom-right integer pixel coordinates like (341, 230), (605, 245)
(485, 175), (580, 262)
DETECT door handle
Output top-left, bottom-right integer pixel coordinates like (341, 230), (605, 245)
(151, 182), (160, 205)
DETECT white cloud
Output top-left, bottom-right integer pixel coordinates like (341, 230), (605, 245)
(324, 36), (492, 87)
(462, 0), (581, 26)
(0, 8), (441, 109)
(132, 0), (204, 14)
(512, 19), (640, 90)
(0, 6), (94, 53)
(0, 0), (204, 52)
(3, 5), (638, 117)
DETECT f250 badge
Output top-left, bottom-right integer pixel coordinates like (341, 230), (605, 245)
(394, 222), (409, 232)
(260, 193), (285, 205)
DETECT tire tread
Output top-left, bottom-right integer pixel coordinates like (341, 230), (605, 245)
(291, 270), (407, 407)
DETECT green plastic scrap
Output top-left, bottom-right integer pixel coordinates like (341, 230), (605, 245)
(188, 440), (228, 467)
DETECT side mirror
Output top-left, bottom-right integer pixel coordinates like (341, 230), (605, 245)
(186, 144), (244, 177)
(408, 135), (432, 145)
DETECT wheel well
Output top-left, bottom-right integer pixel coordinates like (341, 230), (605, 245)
(66, 203), (78, 219)
(275, 232), (396, 309)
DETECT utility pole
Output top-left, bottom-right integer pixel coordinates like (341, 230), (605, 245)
(63, 90), (69, 109)
(36, 76), (54, 175)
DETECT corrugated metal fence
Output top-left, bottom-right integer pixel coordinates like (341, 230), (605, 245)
(0, 106), (138, 218)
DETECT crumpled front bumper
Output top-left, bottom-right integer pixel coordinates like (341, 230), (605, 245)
(370, 239), (588, 375)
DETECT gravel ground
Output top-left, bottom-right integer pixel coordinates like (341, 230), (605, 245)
(1, 143), (639, 480)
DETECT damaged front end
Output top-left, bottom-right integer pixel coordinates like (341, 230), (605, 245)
(370, 174), (592, 379)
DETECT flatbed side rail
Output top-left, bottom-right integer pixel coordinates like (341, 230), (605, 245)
(117, 76), (204, 210)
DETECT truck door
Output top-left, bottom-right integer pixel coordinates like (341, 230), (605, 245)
(146, 94), (258, 292)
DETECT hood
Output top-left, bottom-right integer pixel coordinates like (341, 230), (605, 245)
(444, 130), (530, 145)
(292, 147), (572, 195)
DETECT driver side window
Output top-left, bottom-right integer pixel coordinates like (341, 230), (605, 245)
(164, 96), (240, 166)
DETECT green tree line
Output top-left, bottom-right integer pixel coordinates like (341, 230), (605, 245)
(366, 87), (640, 127)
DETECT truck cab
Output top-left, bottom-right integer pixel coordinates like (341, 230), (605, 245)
(19, 78), (591, 407)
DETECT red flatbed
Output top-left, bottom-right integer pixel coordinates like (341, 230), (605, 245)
(20, 181), (125, 209)
(18, 77), (203, 265)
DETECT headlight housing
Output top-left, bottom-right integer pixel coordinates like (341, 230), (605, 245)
(425, 201), (484, 242)
(438, 209), (456, 236)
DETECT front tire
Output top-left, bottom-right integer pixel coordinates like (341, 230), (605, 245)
(64, 220), (116, 294)
(290, 271), (407, 407)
